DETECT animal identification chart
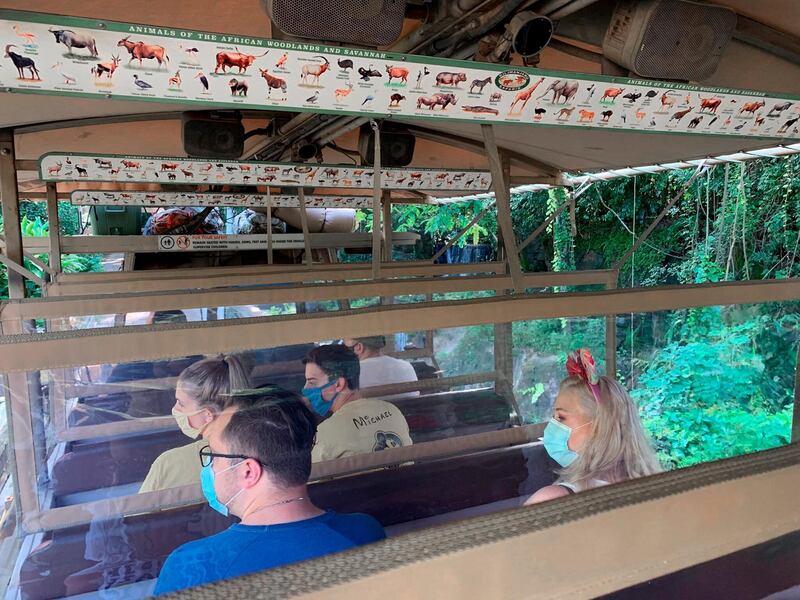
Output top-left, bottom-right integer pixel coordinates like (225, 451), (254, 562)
(71, 190), (374, 208)
(3, 10), (800, 139)
(41, 153), (491, 191)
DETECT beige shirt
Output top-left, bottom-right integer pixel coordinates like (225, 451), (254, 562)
(312, 398), (413, 463)
(139, 439), (206, 493)
(359, 355), (420, 400)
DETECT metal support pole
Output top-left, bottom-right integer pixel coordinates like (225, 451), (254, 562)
(432, 201), (496, 263)
(297, 189), (313, 268)
(0, 129), (25, 298)
(371, 120), (382, 280)
(382, 190), (392, 262)
(481, 125), (523, 292)
(45, 183), (61, 273)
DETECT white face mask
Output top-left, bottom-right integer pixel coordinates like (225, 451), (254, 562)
(172, 407), (206, 439)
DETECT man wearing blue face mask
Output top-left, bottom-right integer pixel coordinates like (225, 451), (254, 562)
(153, 388), (385, 596)
(302, 345), (412, 462)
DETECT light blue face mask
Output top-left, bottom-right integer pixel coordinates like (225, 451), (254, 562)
(543, 418), (592, 467)
(201, 460), (244, 517)
(302, 380), (338, 417)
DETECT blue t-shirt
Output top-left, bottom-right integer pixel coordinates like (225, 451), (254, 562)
(153, 511), (385, 595)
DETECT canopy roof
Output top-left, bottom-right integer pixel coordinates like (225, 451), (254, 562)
(1, 1), (800, 182)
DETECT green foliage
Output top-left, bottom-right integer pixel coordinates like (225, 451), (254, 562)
(633, 315), (794, 469)
(0, 212), (101, 300)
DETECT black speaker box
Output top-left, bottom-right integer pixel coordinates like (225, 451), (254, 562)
(358, 124), (416, 167)
(182, 112), (245, 159)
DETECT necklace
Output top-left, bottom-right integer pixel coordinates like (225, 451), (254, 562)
(248, 496), (306, 516)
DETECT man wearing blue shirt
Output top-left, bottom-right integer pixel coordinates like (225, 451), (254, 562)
(154, 388), (386, 595)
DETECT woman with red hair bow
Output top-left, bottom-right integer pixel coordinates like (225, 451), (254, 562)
(525, 348), (662, 504)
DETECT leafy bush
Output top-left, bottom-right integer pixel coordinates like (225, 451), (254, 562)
(634, 314), (794, 469)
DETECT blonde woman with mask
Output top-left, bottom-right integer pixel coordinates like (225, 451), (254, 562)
(525, 348), (661, 504)
(139, 355), (251, 494)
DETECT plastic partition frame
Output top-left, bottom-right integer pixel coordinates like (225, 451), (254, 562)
(2, 280), (796, 373)
(171, 443), (800, 600)
(1, 279), (797, 532)
(2, 270), (615, 324)
(47, 261), (511, 296)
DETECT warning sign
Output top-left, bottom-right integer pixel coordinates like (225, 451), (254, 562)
(157, 234), (307, 252)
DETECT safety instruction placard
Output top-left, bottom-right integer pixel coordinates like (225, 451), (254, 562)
(158, 234), (306, 252)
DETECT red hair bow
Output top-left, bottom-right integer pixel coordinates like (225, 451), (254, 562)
(566, 348), (602, 402)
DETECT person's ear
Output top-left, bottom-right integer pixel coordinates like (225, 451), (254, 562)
(335, 376), (348, 392)
(200, 407), (215, 426)
(242, 458), (263, 488)
(352, 342), (364, 357)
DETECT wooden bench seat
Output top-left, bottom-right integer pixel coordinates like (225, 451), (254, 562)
(22, 443), (554, 600)
(51, 388), (515, 498)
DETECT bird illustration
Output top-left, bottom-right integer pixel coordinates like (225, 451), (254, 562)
(709, 116), (718, 126)
(194, 71), (209, 92)
(133, 75), (152, 89)
(51, 62), (76, 85)
(12, 25), (36, 44)
(362, 95), (374, 106)
(306, 91), (319, 103)
(645, 90), (658, 99)
(734, 123), (745, 131)
(649, 118), (657, 127)
(621, 113), (627, 123)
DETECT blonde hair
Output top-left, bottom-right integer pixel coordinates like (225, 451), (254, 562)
(557, 375), (662, 489)
(177, 354), (252, 412)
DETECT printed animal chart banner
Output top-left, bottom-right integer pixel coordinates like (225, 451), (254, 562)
(3, 11), (800, 140)
(71, 190), (373, 208)
(41, 153), (491, 191)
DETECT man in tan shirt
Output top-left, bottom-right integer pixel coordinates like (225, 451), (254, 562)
(302, 345), (412, 463)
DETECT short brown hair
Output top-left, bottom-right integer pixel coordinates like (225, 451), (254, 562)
(222, 388), (317, 487)
(352, 335), (386, 350)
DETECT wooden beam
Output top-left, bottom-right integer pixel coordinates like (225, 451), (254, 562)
(518, 196), (570, 253)
(371, 120), (382, 280)
(2, 271), (615, 322)
(14, 160), (38, 172)
(0, 254), (46, 287)
(614, 165), (707, 271)
(382, 190), (392, 262)
(605, 270), (618, 377)
(296, 189), (314, 268)
(4, 279), (798, 374)
(793, 343), (800, 443)
(46, 183), (61, 273)
(266, 200), (274, 264)
(482, 125), (524, 292)
(432, 201), (495, 263)
(0, 130), (25, 298)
